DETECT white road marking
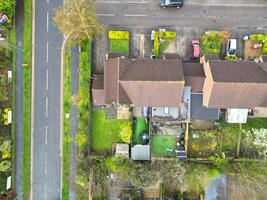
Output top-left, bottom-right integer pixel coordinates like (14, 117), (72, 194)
(46, 70), (49, 90)
(46, 97), (48, 118)
(97, 1), (151, 4)
(44, 183), (47, 200)
(46, 12), (49, 32)
(47, 0), (49, 4)
(186, 2), (267, 7)
(46, 41), (49, 63)
(95, 13), (115, 16)
(45, 125), (48, 145)
(125, 14), (147, 17)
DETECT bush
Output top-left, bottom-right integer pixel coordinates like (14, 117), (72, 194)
(119, 122), (132, 144)
(201, 31), (223, 55)
(0, 161), (11, 172)
(108, 31), (129, 40)
(224, 55), (239, 60)
(250, 34), (265, 41)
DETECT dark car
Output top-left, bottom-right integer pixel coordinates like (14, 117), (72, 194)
(160, 0), (184, 8)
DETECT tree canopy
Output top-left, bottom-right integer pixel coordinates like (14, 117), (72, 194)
(53, 0), (103, 44)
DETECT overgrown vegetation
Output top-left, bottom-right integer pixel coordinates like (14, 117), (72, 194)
(0, 0), (15, 16)
(200, 30), (230, 55)
(75, 41), (91, 200)
(153, 30), (176, 58)
(62, 46), (72, 200)
(22, 0), (32, 198)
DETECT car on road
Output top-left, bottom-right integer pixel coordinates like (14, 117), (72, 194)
(226, 39), (237, 56)
(191, 40), (200, 59)
(160, 0), (184, 8)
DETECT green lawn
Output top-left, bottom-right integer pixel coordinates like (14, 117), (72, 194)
(151, 135), (176, 157)
(110, 39), (129, 54)
(91, 110), (130, 153)
(133, 117), (148, 144)
(243, 118), (267, 130)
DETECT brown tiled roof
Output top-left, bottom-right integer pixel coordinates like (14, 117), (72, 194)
(92, 75), (104, 89)
(203, 61), (267, 109)
(92, 75), (105, 105)
(183, 63), (205, 93)
(104, 58), (119, 104)
(209, 61), (267, 83)
(103, 58), (184, 107)
(119, 59), (184, 81)
(120, 81), (184, 107)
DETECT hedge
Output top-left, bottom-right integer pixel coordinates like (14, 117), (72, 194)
(250, 34), (267, 42)
(159, 31), (176, 39)
(154, 32), (159, 58)
(108, 31), (129, 40)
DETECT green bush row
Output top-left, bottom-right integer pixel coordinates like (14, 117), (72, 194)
(250, 34), (267, 42)
(154, 32), (159, 58)
(108, 30), (129, 40)
(158, 31), (176, 39)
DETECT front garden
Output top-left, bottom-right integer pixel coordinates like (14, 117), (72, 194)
(108, 30), (130, 56)
(152, 29), (177, 58)
(91, 109), (132, 153)
(200, 30), (230, 55)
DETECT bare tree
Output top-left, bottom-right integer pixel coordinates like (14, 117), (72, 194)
(53, 0), (103, 44)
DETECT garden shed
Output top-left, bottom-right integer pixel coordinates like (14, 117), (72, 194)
(115, 143), (129, 158)
(131, 145), (150, 160)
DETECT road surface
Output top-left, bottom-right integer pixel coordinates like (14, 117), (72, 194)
(31, 0), (63, 199)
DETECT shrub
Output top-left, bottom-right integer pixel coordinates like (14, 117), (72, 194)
(159, 31), (176, 39)
(0, 160), (11, 172)
(224, 55), (239, 60)
(108, 31), (129, 40)
(119, 122), (132, 144)
(0, 140), (11, 155)
(154, 32), (159, 58)
(201, 31), (222, 55)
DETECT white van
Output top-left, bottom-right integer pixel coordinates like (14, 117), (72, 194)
(226, 39), (237, 56)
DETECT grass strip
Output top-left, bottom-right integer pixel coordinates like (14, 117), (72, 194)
(62, 46), (72, 200)
(22, 0), (32, 198)
(10, 26), (16, 190)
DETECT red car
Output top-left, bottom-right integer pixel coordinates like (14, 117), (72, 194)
(191, 40), (200, 58)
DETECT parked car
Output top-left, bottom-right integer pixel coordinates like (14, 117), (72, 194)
(160, 0), (184, 8)
(191, 40), (200, 58)
(226, 39), (237, 56)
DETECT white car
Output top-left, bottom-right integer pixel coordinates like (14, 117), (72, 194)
(226, 39), (237, 56)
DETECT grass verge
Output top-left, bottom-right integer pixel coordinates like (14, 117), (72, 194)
(62, 46), (72, 200)
(10, 26), (16, 190)
(22, 0), (32, 198)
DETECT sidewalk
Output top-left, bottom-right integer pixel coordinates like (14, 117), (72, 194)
(14, 0), (24, 199)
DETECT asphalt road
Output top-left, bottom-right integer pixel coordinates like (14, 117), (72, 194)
(31, 0), (63, 199)
(96, 0), (267, 30)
